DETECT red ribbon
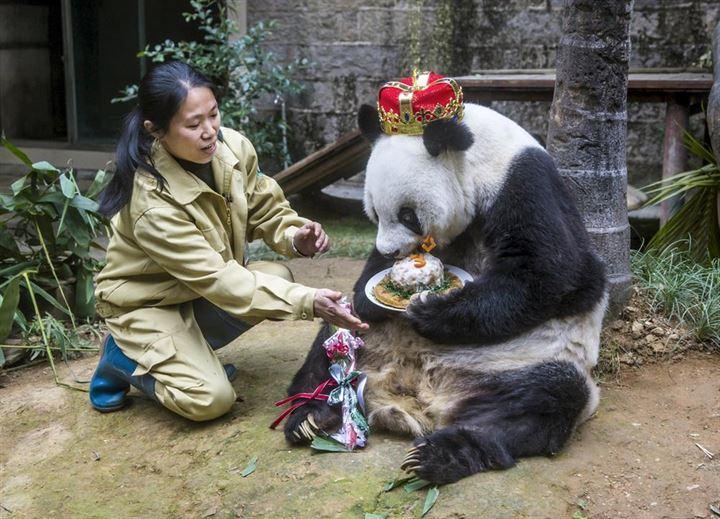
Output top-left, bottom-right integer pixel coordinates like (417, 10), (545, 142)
(269, 378), (337, 429)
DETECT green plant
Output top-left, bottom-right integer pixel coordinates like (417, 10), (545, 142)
(0, 136), (108, 368)
(113, 0), (309, 172)
(631, 246), (720, 348)
(643, 130), (720, 261)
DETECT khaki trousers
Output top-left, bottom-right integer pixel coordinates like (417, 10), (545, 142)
(104, 261), (294, 421)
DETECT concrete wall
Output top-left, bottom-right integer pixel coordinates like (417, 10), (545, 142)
(248, 0), (720, 188)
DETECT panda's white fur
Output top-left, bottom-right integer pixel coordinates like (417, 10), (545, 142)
(286, 102), (608, 485)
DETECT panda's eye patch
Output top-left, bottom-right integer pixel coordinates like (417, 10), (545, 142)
(398, 207), (422, 235)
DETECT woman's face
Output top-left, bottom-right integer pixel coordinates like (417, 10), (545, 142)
(153, 86), (221, 164)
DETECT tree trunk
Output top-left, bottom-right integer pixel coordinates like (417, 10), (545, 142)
(707, 21), (720, 234)
(546, 0), (634, 315)
(707, 21), (720, 161)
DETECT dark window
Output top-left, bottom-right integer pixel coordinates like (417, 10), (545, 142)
(0, 0), (210, 144)
(70, 0), (207, 144)
(0, 0), (66, 141)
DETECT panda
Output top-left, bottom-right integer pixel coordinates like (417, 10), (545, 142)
(283, 101), (608, 485)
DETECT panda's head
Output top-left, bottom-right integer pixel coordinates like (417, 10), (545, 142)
(358, 104), (475, 258)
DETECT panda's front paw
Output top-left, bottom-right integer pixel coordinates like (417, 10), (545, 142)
(283, 402), (342, 445)
(405, 292), (458, 343)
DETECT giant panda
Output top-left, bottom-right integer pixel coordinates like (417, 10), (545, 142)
(283, 101), (608, 485)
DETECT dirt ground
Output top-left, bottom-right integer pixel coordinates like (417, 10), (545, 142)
(1, 257), (719, 519)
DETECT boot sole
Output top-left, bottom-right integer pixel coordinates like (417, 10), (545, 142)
(91, 401), (129, 413)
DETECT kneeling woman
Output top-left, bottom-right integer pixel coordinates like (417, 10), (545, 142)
(90, 61), (367, 421)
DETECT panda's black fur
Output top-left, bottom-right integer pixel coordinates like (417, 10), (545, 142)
(284, 103), (608, 485)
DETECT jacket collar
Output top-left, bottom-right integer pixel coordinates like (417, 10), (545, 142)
(149, 131), (240, 204)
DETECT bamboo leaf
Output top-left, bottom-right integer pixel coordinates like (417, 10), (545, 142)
(0, 225), (21, 258)
(57, 198), (71, 233)
(32, 161), (60, 173)
(404, 477), (431, 492)
(59, 172), (77, 198)
(1, 134), (33, 166)
(421, 486), (440, 517)
(240, 456), (257, 477)
(86, 169), (110, 200)
(310, 435), (349, 452)
(0, 262), (37, 280)
(383, 475), (414, 492)
(23, 280), (70, 316)
(69, 194), (99, 212)
(0, 276), (21, 343)
(10, 176), (27, 195)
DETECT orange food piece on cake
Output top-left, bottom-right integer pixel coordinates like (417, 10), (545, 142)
(421, 235), (437, 253)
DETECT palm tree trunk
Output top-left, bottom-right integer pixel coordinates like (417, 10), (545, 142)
(546, 0), (634, 315)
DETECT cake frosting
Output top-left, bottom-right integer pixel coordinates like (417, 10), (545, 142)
(389, 253), (444, 290)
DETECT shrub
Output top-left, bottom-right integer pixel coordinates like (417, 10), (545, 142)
(0, 136), (108, 367)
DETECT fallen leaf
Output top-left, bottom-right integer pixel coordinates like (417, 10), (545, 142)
(310, 436), (348, 452)
(383, 476), (414, 492)
(240, 456), (257, 477)
(404, 477), (431, 492)
(421, 486), (439, 517)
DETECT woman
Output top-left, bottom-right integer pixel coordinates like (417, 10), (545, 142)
(90, 61), (367, 422)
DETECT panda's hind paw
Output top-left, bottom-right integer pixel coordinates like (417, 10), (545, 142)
(399, 438), (465, 484)
(400, 428), (515, 484)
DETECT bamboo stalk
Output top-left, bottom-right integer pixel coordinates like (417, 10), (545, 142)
(22, 272), (88, 393)
(33, 219), (77, 330)
(0, 344), (98, 352)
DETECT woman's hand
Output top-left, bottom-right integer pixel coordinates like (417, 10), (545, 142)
(314, 289), (369, 331)
(293, 221), (330, 258)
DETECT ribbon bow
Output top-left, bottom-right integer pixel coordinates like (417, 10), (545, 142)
(327, 364), (361, 407)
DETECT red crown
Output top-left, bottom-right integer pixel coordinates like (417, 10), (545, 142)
(378, 71), (464, 135)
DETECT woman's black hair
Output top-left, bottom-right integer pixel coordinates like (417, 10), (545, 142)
(99, 61), (219, 217)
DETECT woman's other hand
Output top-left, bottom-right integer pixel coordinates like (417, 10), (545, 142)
(293, 221), (330, 258)
(313, 289), (369, 331)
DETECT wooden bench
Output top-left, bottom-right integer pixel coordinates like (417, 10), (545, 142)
(275, 70), (713, 207)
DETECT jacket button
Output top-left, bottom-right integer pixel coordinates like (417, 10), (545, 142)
(301, 312), (308, 319)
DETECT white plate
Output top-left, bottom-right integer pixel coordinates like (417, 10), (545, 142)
(364, 265), (473, 312)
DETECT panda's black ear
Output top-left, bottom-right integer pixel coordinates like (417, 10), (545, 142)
(358, 104), (382, 143)
(422, 118), (474, 157)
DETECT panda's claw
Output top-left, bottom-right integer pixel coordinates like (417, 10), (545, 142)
(402, 464), (422, 474)
(307, 414), (320, 433)
(400, 461), (419, 472)
(400, 456), (421, 470)
(402, 452), (420, 464)
(300, 421), (316, 439)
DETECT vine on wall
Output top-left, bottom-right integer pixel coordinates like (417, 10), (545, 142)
(403, 0), (478, 76)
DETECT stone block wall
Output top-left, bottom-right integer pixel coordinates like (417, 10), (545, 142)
(248, 0), (720, 188)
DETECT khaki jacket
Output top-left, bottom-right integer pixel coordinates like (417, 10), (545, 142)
(95, 128), (316, 322)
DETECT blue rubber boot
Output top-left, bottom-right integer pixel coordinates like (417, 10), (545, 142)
(224, 364), (238, 382)
(89, 335), (157, 413)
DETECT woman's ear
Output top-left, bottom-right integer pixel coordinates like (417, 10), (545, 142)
(143, 120), (160, 139)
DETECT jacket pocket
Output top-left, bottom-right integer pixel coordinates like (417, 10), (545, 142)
(134, 335), (176, 376)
